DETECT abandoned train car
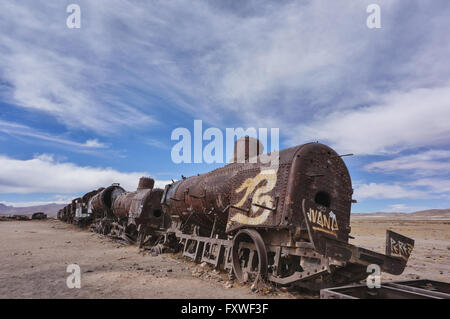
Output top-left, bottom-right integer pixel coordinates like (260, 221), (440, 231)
(57, 138), (415, 291)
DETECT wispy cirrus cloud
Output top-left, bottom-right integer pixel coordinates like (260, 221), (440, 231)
(365, 150), (450, 174)
(354, 178), (450, 201)
(0, 2), (157, 134)
(408, 178), (450, 195)
(1, 0), (448, 145)
(0, 119), (108, 150)
(145, 138), (171, 150)
(357, 149), (450, 201)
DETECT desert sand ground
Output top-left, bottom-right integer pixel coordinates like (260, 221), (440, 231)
(349, 218), (449, 282)
(0, 218), (448, 298)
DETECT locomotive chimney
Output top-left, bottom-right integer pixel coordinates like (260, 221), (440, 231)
(230, 136), (264, 163)
(137, 177), (155, 190)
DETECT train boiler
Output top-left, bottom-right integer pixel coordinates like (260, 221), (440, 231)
(161, 138), (415, 290)
(65, 202), (75, 224)
(109, 177), (169, 243)
(88, 183), (126, 234)
(62, 205), (69, 222)
(74, 188), (104, 226)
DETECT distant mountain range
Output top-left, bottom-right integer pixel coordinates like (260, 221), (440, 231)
(0, 203), (67, 217)
(1, 203), (449, 220)
(352, 208), (450, 220)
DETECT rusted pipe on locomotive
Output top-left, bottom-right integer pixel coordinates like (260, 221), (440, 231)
(230, 136), (264, 163)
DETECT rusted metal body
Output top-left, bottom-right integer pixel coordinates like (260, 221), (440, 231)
(73, 188), (104, 225)
(60, 207), (66, 221)
(65, 203), (73, 223)
(109, 177), (168, 243)
(63, 205), (70, 221)
(162, 143), (352, 237)
(126, 177), (167, 229)
(89, 184), (125, 218)
(113, 192), (136, 219)
(31, 212), (47, 220)
(13, 215), (30, 220)
(161, 136), (267, 237)
(384, 279), (450, 298)
(113, 178), (157, 222)
(55, 140), (416, 292)
(132, 188), (167, 230)
(66, 198), (80, 224)
(68, 178), (168, 243)
(161, 141), (415, 289)
(320, 280), (450, 299)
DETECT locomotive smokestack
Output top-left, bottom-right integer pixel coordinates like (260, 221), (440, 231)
(231, 136), (264, 163)
(137, 177), (155, 190)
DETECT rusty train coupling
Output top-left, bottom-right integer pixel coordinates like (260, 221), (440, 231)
(57, 139), (416, 292)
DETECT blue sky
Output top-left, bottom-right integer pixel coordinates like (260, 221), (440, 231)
(0, 0), (449, 212)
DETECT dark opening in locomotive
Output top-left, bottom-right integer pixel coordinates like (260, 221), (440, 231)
(314, 191), (331, 208)
(153, 209), (162, 218)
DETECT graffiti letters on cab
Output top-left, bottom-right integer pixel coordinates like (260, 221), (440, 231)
(307, 208), (339, 237)
(231, 169), (277, 225)
(389, 238), (414, 261)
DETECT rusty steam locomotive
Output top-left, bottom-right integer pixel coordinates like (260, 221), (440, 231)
(57, 138), (414, 291)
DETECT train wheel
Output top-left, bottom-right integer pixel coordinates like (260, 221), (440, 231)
(232, 229), (268, 285)
(137, 230), (145, 248)
(123, 224), (137, 244)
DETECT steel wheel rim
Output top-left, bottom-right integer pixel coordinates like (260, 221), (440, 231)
(232, 229), (268, 283)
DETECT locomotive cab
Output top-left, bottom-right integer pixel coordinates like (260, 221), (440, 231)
(287, 143), (353, 243)
(225, 142), (352, 240)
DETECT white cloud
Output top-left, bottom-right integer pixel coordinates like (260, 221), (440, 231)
(0, 2), (156, 133)
(354, 182), (432, 200)
(365, 150), (450, 174)
(385, 204), (428, 213)
(388, 204), (409, 211)
(354, 178), (450, 201)
(0, 1), (449, 207)
(83, 139), (108, 148)
(408, 178), (450, 195)
(290, 86), (450, 154)
(1, 0), (448, 141)
(360, 150), (450, 201)
(154, 180), (173, 189)
(0, 153), (170, 194)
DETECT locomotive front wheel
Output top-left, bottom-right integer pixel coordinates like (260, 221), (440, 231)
(232, 229), (268, 284)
